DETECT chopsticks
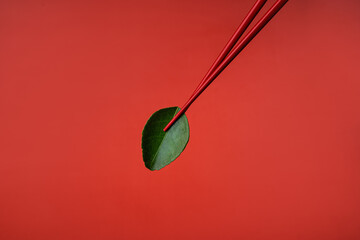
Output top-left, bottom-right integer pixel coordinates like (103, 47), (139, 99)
(190, 0), (267, 97)
(164, 0), (288, 132)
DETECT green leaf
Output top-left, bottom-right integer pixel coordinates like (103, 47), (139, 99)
(141, 107), (190, 171)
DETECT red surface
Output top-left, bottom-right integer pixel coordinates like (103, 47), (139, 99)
(1, 0), (360, 239)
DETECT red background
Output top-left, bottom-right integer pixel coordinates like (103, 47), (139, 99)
(1, 0), (360, 239)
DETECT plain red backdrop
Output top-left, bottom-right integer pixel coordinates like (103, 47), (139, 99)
(1, 0), (360, 239)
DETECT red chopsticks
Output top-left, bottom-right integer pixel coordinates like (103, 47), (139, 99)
(164, 0), (288, 132)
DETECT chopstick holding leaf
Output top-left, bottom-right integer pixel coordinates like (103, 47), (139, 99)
(142, 0), (289, 170)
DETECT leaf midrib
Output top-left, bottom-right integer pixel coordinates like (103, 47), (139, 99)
(149, 107), (179, 169)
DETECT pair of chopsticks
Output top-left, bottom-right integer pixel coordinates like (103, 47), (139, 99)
(163, 0), (288, 132)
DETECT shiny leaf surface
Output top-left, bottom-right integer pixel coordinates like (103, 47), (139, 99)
(141, 107), (189, 170)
